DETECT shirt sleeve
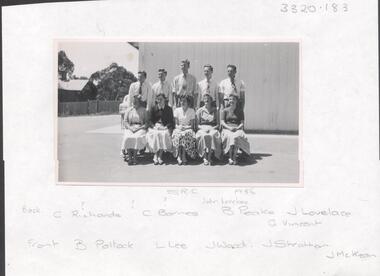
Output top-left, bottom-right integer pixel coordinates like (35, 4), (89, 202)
(124, 107), (131, 124)
(173, 107), (178, 119)
(213, 83), (219, 101)
(168, 83), (173, 106)
(220, 108), (226, 122)
(240, 80), (246, 92)
(172, 77), (177, 93)
(192, 76), (197, 94)
(127, 84), (134, 107)
(219, 80), (224, 94)
(146, 84), (153, 111)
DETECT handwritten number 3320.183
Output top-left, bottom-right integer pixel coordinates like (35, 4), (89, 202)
(280, 3), (348, 13)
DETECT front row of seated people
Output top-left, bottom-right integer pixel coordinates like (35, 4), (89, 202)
(121, 93), (250, 166)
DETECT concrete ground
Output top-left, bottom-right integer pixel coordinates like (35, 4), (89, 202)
(58, 115), (299, 184)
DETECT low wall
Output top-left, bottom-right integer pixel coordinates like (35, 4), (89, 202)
(58, 100), (121, 116)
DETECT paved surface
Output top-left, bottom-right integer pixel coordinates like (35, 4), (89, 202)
(58, 115), (299, 184)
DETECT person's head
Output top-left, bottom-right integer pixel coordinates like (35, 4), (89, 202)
(133, 94), (142, 107)
(180, 59), (190, 74)
(137, 71), (147, 82)
(156, 93), (166, 106)
(180, 95), (191, 108)
(228, 94), (239, 108)
(227, 64), (237, 78)
(203, 94), (212, 107)
(158, 69), (167, 82)
(203, 64), (213, 79)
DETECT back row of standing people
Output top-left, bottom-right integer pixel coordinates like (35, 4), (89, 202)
(124, 59), (246, 112)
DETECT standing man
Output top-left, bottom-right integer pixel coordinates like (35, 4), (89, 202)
(196, 64), (219, 110)
(151, 68), (173, 107)
(172, 59), (197, 108)
(127, 71), (153, 110)
(219, 64), (246, 110)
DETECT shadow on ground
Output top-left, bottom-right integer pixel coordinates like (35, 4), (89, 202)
(125, 152), (272, 167)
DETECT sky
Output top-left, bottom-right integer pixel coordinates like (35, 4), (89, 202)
(58, 41), (139, 78)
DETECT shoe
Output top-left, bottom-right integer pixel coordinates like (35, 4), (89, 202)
(177, 157), (183, 165)
(203, 158), (209, 166)
(121, 150), (128, 160)
(233, 160), (238, 165)
(158, 158), (164, 165)
(228, 158), (234, 165)
(153, 155), (158, 165)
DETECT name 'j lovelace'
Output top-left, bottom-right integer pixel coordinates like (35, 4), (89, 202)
(287, 207), (351, 217)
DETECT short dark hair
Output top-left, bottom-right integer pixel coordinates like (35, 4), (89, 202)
(181, 59), (190, 66)
(158, 68), (167, 74)
(227, 64), (237, 72)
(133, 94), (143, 104)
(179, 94), (192, 105)
(138, 71), (147, 78)
(204, 64), (213, 72)
(155, 92), (166, 99)
(228, 94), (239, 101)
(202, 93), (212, 100)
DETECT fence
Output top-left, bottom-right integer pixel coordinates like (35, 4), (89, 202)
(58, 100), (121, 116)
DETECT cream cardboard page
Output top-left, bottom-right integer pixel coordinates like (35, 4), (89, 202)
(2, 0), (379, 275)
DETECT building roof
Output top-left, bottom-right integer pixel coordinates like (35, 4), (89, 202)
(128, 42), (139, 49)
(58, 79), (89, 91)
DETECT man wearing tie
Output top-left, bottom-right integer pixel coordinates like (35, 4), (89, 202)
(196, 64), (219, 110)
(172, 59), (197, 108)
(151, 68), (173, 107)
(219, 64), (246, 110)
(127, 71), (153, 110)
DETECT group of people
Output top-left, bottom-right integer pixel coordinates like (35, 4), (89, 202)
(119, 59), (250, 166)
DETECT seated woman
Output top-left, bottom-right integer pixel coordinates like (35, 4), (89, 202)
(220, 94), (250, 165)
(195, 94), (222, 165)
(146, 93), (175, 165)
(172, 95), (197, 165)
(121, 94), (148, 165)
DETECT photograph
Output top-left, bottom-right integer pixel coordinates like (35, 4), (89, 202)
(56, 40), (300, 185)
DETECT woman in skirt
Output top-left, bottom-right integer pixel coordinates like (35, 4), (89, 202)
(195, 94), (222, 165)
(172, 95), (197, 165)
(146, 93), (175, 165)
(220, 94), (250, 165)
(121, 94), (148, 165)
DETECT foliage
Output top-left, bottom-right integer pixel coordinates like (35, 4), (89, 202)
(58, 50), (74, 80)
(90, 63), (137, 101)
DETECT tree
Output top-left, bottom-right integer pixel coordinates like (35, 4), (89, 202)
(90, 63), (137, 101)
(58, 50), (74, 81)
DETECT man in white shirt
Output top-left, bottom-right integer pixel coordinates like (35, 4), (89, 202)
(196, 64), (219, 110)
(127, 71), (153, 110)
(219, 64), (246, 110)
(172, 59), (197, 108)
(151, 68), (173, 107)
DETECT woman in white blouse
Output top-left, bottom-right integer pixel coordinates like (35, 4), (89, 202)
(172, 95), (197, 165)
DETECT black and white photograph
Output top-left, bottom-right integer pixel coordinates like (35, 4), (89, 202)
(57, 40), (300, 184)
